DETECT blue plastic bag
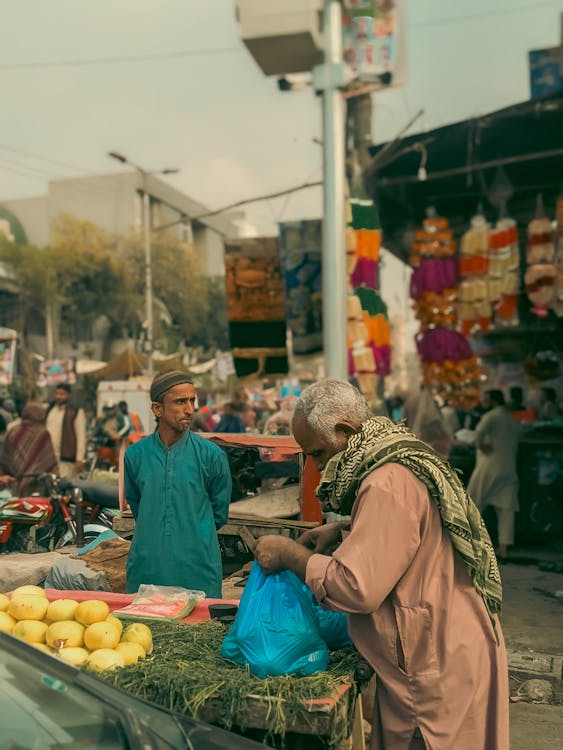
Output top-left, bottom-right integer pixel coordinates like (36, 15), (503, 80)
(298, 583), (352, 650)
(312, 601), (351, 650)
(221, 562), (329, 679)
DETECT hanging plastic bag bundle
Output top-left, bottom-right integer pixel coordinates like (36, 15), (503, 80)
(221, 562), (329, 679)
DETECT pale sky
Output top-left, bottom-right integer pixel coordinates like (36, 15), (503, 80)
(0, 0), (560, 237)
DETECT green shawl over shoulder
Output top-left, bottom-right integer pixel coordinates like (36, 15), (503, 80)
(316, 417), (502, 622)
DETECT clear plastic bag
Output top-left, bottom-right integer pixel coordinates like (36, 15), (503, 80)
(221, 562), (328, 679)
(112, 584), (205, 622)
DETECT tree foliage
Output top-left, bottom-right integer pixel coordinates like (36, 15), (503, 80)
(0, 237), (55, 335)
(0, 213), (229, 355)
(123, 231), (229, 351)
(50, 213), (138, 327)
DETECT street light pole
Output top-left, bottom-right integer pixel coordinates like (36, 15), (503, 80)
(108, 152), (178, 377)
(314, 0), (348, 379)
(141, 177), (154, 375)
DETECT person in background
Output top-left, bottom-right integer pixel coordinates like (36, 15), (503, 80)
(463, 389), (491, 430)
(403, 386), (453, 458)
(467, 389), (520, 560)
(46, 384), (86, 478)
(254, 379), (509, 750)
(263, 396), (297, 436)
(385, 389), (405, 423)
(440, 398), (460, 438)
(117, 400), (134, 438)
(124, 370), (232, 597)
(241, 405), (259, 434)
(0, 401), (58, 495)
(538, 387), (559, 421)
(507, 386), (535, 423)
(0, 396), (16, 431)
(214, 402), (245, 433)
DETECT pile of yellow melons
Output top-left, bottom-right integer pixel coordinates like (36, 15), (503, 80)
(0, 585), (152, 672)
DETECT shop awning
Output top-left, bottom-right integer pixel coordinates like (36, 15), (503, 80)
(366, 93), (563, 265)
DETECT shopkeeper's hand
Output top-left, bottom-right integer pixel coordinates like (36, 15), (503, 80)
(254, 535), (312, 580)
(297, 521), (348, 554)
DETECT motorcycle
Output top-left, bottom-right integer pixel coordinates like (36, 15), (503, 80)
(0, 473), (116, 553)
(56, 477), (120, 547)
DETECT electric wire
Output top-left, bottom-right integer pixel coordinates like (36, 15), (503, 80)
(0, 46), (239, 71)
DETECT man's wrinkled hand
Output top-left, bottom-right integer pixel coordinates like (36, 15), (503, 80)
(253, 535), (293, 575)
(297, 522), (344, 553)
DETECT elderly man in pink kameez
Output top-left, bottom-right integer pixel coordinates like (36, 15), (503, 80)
(254, 379), (509, 750)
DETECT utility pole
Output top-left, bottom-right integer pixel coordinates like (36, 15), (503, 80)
(314, 0), (349, 379)
(141, 178), (153, 375)
(108, 152), (178, 376)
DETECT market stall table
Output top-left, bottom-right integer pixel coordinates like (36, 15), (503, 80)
(42, 590), (367, 749)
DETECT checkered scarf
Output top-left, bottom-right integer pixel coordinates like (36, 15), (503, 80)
(317, 417), (502, 623)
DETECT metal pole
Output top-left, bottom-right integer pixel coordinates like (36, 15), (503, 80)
(322, 0), (348, 379)
(142, 176), (154, 376)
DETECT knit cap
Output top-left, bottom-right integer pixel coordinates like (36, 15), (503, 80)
(150, 370), (193, 402)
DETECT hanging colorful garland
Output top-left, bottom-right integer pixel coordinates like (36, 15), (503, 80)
(487, 217), (520, 327)
(346, 198), (391, 404)
(458, 212), (491, 336)
(525, 206), (556, 318)
(410, 212), (481, 409)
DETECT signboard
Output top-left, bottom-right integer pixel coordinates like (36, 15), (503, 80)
(342, 0), (405, 87)
(0, 327), (17, 386)
(529, 12), (563, 99)
(529, 46), (563, 99)
(37, 358), (76, 388)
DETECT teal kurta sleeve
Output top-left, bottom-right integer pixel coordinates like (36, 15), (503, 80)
(125, 431), (232, 598)
(206, 448), (231, 529)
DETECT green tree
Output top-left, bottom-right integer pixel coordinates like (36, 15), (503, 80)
(0, 238), (55, 341)
(50, 214), (139, 354)
(124, 231), (229, 352)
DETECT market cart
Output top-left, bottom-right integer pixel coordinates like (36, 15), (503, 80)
(43, 589), (368, 749)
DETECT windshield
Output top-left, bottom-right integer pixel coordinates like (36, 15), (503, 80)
(0, 649), (126, 750)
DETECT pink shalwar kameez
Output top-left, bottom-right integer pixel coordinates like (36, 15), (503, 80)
(306, 463), (509, 750)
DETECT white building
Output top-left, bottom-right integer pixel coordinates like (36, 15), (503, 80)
(1, 172), (240, 278)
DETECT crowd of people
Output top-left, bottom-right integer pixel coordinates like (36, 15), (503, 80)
(0, 385), (144, 492)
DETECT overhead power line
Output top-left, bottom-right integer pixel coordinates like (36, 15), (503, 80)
(0, 46), (239, 71)
(153, 180), (323, 233)
(0, 144), (90, 174)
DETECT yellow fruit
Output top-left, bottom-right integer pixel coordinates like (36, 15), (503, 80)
(57, 647), (90, 666)
(74, 600), (110, 626)
(0, 593), (9, 612)
(105, 615), (123, 638)
(84, 621), (120, 651)
(46, 620), (85, 649)
(115, 641), (145, 665)
(121, 622), (153, 655)
(8, 595), (49, 621)
(88, 649), (125, 672)
(47, 599), (79, 622)
(13, 619), (48, 644)
(0, 611), (16, 633)
(12, 585), (47, 598)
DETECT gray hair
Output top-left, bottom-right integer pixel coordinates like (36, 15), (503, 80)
(294, 379), (370, 438)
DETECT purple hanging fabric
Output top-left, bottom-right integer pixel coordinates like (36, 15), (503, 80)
(350, 258), (378, 289)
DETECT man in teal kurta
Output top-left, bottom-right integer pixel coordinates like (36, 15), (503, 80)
(124, 370), (231, 597)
